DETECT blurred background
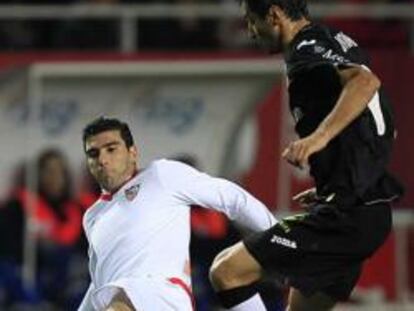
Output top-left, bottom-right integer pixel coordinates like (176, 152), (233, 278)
(0, 0), (412, 310)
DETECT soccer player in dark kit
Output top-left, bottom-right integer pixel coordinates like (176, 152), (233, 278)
(209, 0), (404, 310)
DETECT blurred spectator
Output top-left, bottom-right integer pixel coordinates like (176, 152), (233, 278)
(75, 165), (100, 254)
(0, 0), (120, 51)
(137, 0), (220, 51)
(50, 0), (120, 51)
(77, 168), (100, 212)
(0, 0), (76, 51)
(50, 19), (119, 51)
(0, 148), (85, 309)
(7, 0), (217, 52)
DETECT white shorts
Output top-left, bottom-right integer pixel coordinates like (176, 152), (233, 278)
(92, 276), (194, 311)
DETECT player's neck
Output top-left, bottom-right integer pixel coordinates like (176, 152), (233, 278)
(284, 18), (311, 46)
(103, 169), (139, 195)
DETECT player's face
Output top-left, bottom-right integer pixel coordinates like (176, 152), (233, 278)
(242, 3), (283, 53)
(85, 130), (137, 192)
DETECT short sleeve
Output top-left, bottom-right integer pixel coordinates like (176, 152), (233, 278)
(288, 29), (361, 76)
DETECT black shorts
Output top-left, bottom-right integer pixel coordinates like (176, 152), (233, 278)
(244, 202), (392, 301)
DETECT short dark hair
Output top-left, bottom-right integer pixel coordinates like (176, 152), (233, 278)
(244, 0), (309, 20)
(82, 117), (134, 150)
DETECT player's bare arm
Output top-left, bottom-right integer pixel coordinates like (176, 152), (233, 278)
(283, 66), (380, 168)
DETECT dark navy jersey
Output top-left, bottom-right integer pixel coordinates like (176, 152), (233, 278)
(284, 23), (403, 206)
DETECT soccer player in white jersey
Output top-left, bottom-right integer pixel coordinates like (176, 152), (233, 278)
(77, 117), (277, 311)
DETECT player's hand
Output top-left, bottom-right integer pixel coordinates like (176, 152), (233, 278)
(293, 187), (317, 208)
(282, 132), (329, 169)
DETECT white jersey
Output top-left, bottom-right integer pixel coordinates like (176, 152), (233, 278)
(78, 159), (276, 311)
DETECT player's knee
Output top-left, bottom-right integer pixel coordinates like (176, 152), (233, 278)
(105, 302), (133, 311)
(209, 244), (258, 291)
(209, 250), (239, 290)
(105, 290), (135, 311)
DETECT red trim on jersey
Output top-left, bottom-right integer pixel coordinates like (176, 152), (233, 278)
(168, 277), (195, 310)
(100, 193), (113, 201)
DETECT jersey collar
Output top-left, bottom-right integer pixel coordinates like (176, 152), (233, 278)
(285, 22), (316, 59)
(100, 170), (139, 202)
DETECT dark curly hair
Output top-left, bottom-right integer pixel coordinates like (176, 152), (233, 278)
(82, 117), (134, 150)
(243, 0), (309, 21)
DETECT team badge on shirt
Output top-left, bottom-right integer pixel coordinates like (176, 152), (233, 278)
(125, 184), (140, 201)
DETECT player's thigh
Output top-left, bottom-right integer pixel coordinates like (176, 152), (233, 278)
(105, 290), (136, 311)
(210, 241), (263, 287)
(287, 287), (336, 311)
(105, 302), (134, 311)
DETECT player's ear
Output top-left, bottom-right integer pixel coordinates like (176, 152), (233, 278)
(129, 145), (138, 158)
(267, 5), (285, 25)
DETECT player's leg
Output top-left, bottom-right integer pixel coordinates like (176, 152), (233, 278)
(210, 242), (262, 290)
(105, 301), (134, 311)
(283, 202), (392, 311)
(105, 290), (135, 311)
(286, 287), (336, 311)
(209, 241), (267, 310)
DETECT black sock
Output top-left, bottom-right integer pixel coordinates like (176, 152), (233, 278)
(216, 283), (259, 308)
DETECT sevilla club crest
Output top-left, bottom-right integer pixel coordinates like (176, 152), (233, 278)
(125, 184), (140, 201)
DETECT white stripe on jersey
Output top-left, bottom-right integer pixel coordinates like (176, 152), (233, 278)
(367, 91), (386, 136)
(361, 65), (386, 136)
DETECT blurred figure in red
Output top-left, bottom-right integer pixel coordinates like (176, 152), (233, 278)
(0, 148), (84, 309)
(77, 166), (101, 212)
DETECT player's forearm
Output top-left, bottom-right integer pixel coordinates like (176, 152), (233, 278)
(210, 179), (277, 232)
(234, 199), (278, 232)
(186, 176), (276, 231)
(314, 67), (380, 143)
